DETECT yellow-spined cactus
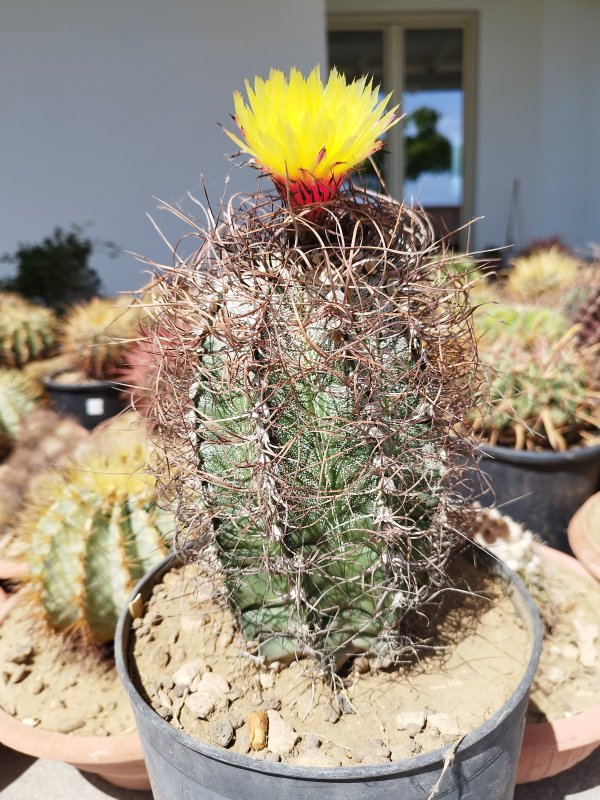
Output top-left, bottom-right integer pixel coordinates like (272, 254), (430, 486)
(59, 296), (142, 381)
(0, 292), (57, 367)
(0, 368), (42, 455)
(471, 304), (600, 450)
(507, 247), (581, 304)
(20, 416), (173, 644)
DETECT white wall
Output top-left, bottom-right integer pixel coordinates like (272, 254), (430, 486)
(327, 0), (599, 255)
(0, 0), (326, 294)
(534, 0), (600, 251)
(3, 0), (597, 290)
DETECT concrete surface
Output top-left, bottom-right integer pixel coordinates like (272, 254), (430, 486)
(1, 743), (598, 799)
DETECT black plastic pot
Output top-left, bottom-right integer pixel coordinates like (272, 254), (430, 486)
(465, 442), (600, 552)
(116, 550), (542, 800)
(43, 373), (125, 430)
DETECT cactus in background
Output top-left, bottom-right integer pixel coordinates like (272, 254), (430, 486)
(20, 416), (173, 643)
(116, 320), (176, 418)
(471, 304), (600, 450)
(59, 296), (142, 381)
(575, 285), (600, 347)
(506, 247), (581, 304)
(0, 292), (57, 367)
(0, 368), (41, 455)
(0, 409), (89, 532)
(151, 67), (479, 669)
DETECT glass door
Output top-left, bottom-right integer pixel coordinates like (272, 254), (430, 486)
(328, 16), (474, 245)
(327, 30), (386, 193)
(403, 28), (464, 240)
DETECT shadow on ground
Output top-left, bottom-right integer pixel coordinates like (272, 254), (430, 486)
(514, 747), (600, 800)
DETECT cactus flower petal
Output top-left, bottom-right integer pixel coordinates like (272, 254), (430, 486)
(224, 66), (399, 207)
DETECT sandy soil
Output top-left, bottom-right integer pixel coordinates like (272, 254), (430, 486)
(130, 558), (531, 767)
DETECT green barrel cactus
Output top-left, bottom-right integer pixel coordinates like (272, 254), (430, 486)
(21, 420), (173, 643)
(0, 368), (41, 453)
(151, 67), (479, 669)
(153, 199), (476, 668)
(0, 292), (57, 367)
(193, 289), (450, 663)
(472, 304), (600, 450)
(59, 296), (143, 381)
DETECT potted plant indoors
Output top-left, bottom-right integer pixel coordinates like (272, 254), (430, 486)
(463, 250), (600, 551)
(115, 67), (542, 800)
(0, 413), (173, 788)
(44, 296), (142, 428)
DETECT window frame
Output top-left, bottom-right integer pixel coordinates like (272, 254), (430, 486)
(327, 12), (478, 245)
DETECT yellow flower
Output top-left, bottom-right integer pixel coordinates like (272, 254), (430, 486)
(224, 66), (399, 207)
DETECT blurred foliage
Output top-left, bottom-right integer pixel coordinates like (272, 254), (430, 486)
(1, 226), (115, 311)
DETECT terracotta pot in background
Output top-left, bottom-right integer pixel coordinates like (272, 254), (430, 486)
(0, 589), (149, 790)
(516, 544), (600, 783)
(568, 492), (600, 581)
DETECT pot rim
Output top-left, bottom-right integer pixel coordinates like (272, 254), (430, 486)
(523, 543), (600, 750)
(0, 588), (143, 767)
(477, 440), (600, 467)
(116, 547), (542, 781)
(567, 493), (600, 577)
(42, 372), (121, 392)
(516, 543), (600, 782)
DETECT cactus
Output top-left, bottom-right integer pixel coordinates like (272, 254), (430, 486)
(0, 368), (41, 455)
(116, 320), (180, 418)
(150, 68), (479, 669)
(0, 409), (89, 532)
(505, 247), (581, 304)
(0, 292), (57, 367)
(471, 304), (600, 450)
(575, 285), (600, 346)
(59, 296), (143, 381)
(20, 416), (173, 643)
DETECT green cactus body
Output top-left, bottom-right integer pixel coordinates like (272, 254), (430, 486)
(0, 368), (41, 449)
(24, 434), (174, 644)
(152, 189), (475, 668)
(0, 293), (56, 367)
(192, 277), (445, 663)
(473, 303), (599, 448)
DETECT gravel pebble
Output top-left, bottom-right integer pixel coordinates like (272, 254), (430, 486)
(266, 710), (298, 756)
(55, 717), (86, 734)
(211, 720), (234, 747)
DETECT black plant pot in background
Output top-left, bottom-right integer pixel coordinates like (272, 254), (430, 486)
(43, 374), (125, 430)
(116, 550), (542, 800)
(464, 442), (600, 553)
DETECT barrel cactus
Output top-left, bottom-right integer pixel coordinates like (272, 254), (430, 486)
(59, 296), (142, 381)
(0, 368), (41, 455)
(150, 67), (479, 669)
(21, 416), (174, 644)
(506, 247), (581, 304)
(0, 292), (56, 367)
(471, 304), (600, 450)
(0, 409), (89, 531)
